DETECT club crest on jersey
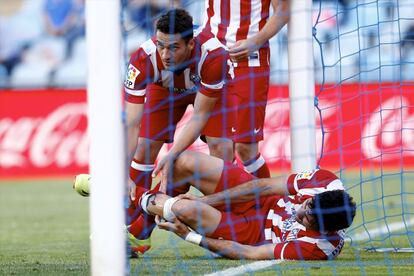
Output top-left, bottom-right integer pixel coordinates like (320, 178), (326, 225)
(296, 170), (318, 181)
(125, 64), (140, 89)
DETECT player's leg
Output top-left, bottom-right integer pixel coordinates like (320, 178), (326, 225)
(144, 193), (222, 235)
(203, 91), (235, 162)
(128, 86), (193, 246)
(127, 138), (163, 239)
(235, 142), (269, 177)
(232, 66), (270, 178)
(171, 151), (224, 195)
(141, 190), (266, 244)
(171, 151), (256, 196)
(129, 137), (163, 199)
(205, 136), (233, 161)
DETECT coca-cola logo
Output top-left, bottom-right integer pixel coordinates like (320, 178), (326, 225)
(260, 98), (336, 162)
(362, 96), (414, 161)
(0, 103), (88, 168)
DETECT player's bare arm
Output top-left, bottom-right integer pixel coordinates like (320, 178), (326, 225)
(126, 102), (144, 162)
(158, 218), (275, 260)
(201, 176), (290, 207)
(229, 0), (290, 61)
(125, 101), (144, 199)
(200, 237), (275, 260)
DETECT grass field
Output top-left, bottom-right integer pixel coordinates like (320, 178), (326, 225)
(1, 176), (414, 275)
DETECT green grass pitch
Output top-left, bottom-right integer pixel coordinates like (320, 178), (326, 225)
(1, 175), (414, 275)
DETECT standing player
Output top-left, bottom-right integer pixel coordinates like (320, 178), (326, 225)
(125, 9), (233, 254)
(201, 0), (290, 178)
(137, 151), (356, 260)
(153, 0), (290, 182)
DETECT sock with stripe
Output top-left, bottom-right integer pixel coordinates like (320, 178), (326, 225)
(128, 159), (155, 220)
(128, 183), (160, 239)
(242, 154), (270, 178)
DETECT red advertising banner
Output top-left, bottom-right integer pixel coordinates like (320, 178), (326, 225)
(263, 82), (414, 171)
(0, 90), (87, 178)
(1, 83), (413, 178)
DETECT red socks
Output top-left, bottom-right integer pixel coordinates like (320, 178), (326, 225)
(242, 154), (270, 178)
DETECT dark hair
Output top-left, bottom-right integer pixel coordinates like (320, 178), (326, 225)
(309, 190), (356, 232)
(156, 9), (193, 43)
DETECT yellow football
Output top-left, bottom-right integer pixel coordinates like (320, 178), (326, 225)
(73, 174), (90, 197)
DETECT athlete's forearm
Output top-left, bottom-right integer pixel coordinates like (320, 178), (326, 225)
(126, 102), (144, 162)
(252, 0), (290, 47)
(201, 177), (289, 206)
(199, 236), (275, 260)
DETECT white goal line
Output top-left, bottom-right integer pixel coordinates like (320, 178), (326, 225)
(347, 217), (414, 242)
(205, 260), (284, 276)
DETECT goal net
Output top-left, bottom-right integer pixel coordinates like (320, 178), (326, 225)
(313, 0), (414, 252)
(91, 0), (414, 274)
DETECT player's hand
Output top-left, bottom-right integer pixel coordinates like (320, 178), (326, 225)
(152, 153), (176, 193)
(176, 193), (200, 201)
(229, 39), (259, 62)
(157, 217), (190, 239)
(128, 178), (137, 202)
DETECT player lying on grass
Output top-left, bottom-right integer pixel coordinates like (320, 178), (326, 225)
(136, 151), (357, 260)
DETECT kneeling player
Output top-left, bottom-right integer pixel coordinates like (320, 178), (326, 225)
(124, 9), (234, 254)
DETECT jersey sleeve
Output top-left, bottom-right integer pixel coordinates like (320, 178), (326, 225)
(199, 47), (230, 98)
(273, 240), (328, 260)
(286, 169), (344, 200)
(124, 48), (154, 104)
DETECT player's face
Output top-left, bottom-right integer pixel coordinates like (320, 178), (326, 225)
(295, 198), (317, 230)
(156, 31), (194, 70)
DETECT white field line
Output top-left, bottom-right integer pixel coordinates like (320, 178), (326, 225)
(205, 218), (414, 276)
(205, 260), (283, 276)
(347, 217), (414, 242)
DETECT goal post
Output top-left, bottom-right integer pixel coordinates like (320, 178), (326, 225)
(288, 0), (317, 172)
(86, 0), (126, 275)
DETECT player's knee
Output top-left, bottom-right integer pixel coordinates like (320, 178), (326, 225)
(174, 152), (195, 173)
(171, 199), (198, 223)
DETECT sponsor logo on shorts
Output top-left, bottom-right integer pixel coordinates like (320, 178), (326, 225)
(125, 64), (140, 89)
(254, 128), (261, 134)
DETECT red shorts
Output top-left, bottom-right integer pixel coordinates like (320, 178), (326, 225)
(139, 84), (233, 143)
(209, 164), (275, 245)
(228, 65), (270, 143)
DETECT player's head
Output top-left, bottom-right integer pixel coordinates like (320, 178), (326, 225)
(296, 190), (356, 232)
(155, 9), (195, 70)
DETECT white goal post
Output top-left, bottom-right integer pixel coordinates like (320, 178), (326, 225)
(288, 0), (317, 172)
(86, 0), (126, 275)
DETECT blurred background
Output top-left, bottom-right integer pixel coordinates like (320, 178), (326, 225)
(1, 0), (413, 89)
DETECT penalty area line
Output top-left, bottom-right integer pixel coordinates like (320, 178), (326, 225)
(347, 217), (414, 242)
(204, 260), (284, 276)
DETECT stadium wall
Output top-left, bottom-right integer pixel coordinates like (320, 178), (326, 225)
(1, 83), (413, 178)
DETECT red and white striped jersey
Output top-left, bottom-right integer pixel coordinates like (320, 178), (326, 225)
(265, 169), (347, 260)
(202, 0), (272, 67)
(124, 31), (230, 104)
